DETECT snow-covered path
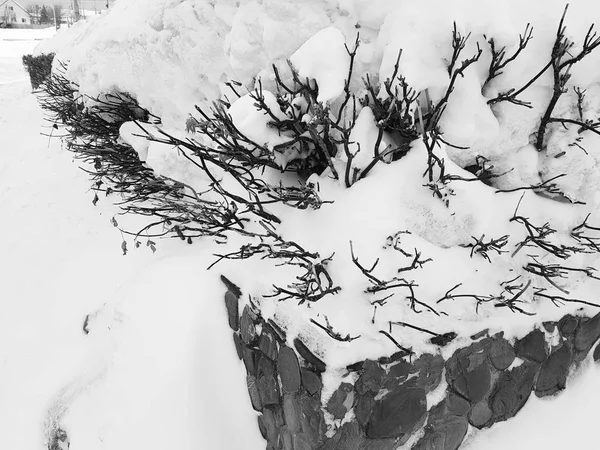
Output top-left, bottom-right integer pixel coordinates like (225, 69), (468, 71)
(0, 31), (262, 450)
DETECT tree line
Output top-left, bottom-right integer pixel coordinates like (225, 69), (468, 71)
(25, 4), (64, 24)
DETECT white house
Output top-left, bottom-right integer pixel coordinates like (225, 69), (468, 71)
(0, 0), (31, 27)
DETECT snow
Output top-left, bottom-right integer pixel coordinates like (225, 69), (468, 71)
(0, 28), (263, 450)
(5, 1), (600, 448)
(289, 27), (350, 103)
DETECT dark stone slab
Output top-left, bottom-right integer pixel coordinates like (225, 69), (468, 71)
(283, 393), (301, 433)
(224, 290), (239, 331)
(446, 343), (492, 404)
(367, 386), (427, 439)
(471, 329), (489, 340)
(543, 321), (556, 333)
(257, 356), (280, 406)
(301, 368), (322, 396)
(468, 401), (492, 429)
(446, 392), (471, 417)
(488, 337), (515, 371)
(413, 354), (444, 392)
(278, 345), (302, 393)
(240, 305), (257, 345)
(247, 375), (262, 412)
(294, 338), (326, 373)
(233, 332), (243, 360)
(355, 360), (385, 395)
(281, 430), (294, 450)
(535, 342), (572, 397)
(301, 395), (326, 448)
(262, 408), (279, 443)
(257, 414), (267, 439)
(321, 422), (365, 450)
(515, 329), (547, 363)
(558, 315), (579, 335)
(490, 361), (538, 422)
(242, 345), (259, 376)
(220, 275), (241, 297)
(574, 313), (600, 353)
(594, 343), (600, 362)
(326, 383), (354, 420)
(355, 391), (375, 428)
(293, 434), (314, 450)
(259, 326), (279, 361)
(362, 438), (397, 450)
(413, 416), (468, 450)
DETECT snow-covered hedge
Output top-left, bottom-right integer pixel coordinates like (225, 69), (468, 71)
(34, 0), (600, 371)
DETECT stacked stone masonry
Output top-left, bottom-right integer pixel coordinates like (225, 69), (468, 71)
(221, 276), (600, 450)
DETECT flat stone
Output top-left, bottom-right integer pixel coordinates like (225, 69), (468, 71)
(280, 430), (294, 450)
(490, 361), (538, 422)
(224, 291), (239, 331)
(413, 354), (444, 392)
(257, 356), (280, 406)
(259, 327), (279, 361)
(247, 375), (262, 412)
(574, 313), (600, 353)
(413, 416), (469, 450)
(301, 368), (322, 395)
(301, 395), (326, 447)
(257, 414), (267, 439)
(261, 414), (279, 449)
(445, 392), (471, 417)
(355, 360), (385, 395)
(233, 332), (243, 360)
(558, 315), (579, 335)
(515, 329), (547, 363)
(278, 345), (301, 393)
(321, 422), (364, 450)
(535, 342), (572, 397)
(445, 345), (492, 404)
(468, 401), (492, 429)
(240, 305), (257, 345)
(293, 434), (314, 450)
(242, 345), (259, 376)
(326, 383), (354, 420)
(355, 391), (376, 428)
(594, 343), (600, 362)
(488, 337), (515, 371)
(294, 338), (326, 373)
(282, 393), (301, 432)
(367, 386), (427, 439)
(471, 329), (489, 340)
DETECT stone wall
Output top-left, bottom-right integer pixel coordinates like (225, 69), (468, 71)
(221, 276), (600, 450)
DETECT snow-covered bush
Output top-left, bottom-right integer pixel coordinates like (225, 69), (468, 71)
(34, 2), (600, 364)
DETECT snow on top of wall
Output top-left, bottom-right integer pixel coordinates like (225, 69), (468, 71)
(35, 0), (600, 368)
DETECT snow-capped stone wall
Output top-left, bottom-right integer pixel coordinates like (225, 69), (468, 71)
(221, 277), (600, 450)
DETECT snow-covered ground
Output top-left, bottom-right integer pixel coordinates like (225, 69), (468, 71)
(0, 28), (263, 450)
(2, 11), (600, 450)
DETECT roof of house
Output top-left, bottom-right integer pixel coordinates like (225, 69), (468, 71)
(0, 0), (30, 16)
